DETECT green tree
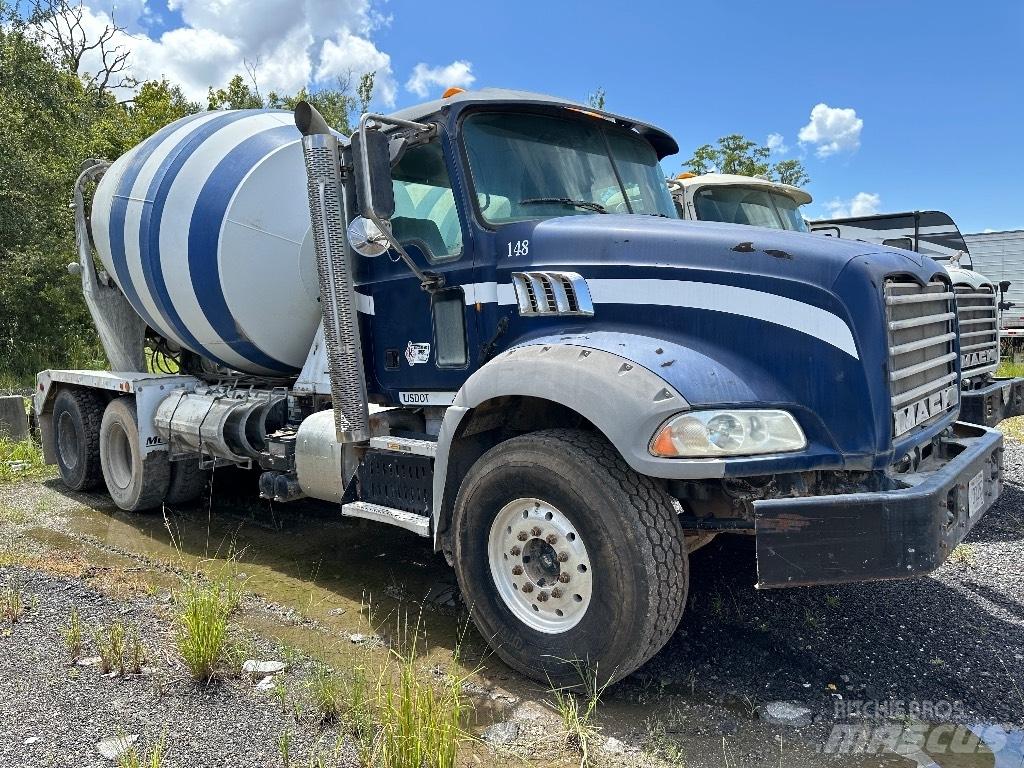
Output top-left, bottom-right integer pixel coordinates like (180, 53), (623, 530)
(207, 74), (263, 111)
(587, 87), (606, 110)
(683, 134), (810, 187)
(211, 71), (376, 135)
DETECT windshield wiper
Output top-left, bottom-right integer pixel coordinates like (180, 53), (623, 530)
(520, 197), (608, 214)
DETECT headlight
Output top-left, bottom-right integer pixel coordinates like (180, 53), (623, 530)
(650, 410), (806, 458)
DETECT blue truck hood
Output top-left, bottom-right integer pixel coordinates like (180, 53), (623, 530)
(488, 214), (954, 470)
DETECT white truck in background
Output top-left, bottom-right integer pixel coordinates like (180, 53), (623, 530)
(666, 174), (1024, 426)
(667, 172), (811, 232)
(963, 229), (1024, 349)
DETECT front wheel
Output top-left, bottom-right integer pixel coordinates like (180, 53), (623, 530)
(452, 429), (688, 687)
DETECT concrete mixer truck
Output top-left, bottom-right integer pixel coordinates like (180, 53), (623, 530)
(35, 88), (1005, 686)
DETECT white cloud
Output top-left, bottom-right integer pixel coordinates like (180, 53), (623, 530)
(61, 0), (398, 107)
(825, 192), (881, 219)
(766, 132), (788, 155)
(798, 103), (863, 158)
(405, 60), (475, 98)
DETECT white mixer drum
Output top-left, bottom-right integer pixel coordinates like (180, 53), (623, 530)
(91, 109), (320, 375)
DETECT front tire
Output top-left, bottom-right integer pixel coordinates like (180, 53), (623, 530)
(452, 429), (688, 687)
(99, 398), (169, 512)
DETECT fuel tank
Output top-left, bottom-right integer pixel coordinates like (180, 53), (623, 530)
(90, 109), (319, 375)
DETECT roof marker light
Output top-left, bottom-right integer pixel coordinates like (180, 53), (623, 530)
(442, 87), (465, 98)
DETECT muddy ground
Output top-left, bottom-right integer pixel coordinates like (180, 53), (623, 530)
(1, 434), (1022, 767)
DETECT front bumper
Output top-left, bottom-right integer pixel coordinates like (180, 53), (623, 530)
(754, 421), (1003, 588)
(959, 376), (1024, 427)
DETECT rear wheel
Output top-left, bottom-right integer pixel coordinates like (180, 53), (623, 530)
(165, 458), (209, 506)
(99, 398), (169, 512)
(52, 388), (105, 491)
(452, 428), (688, 687)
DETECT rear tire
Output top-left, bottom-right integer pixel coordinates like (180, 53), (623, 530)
(165, 458), (208, 505)
(99, 398), (170, 512)
(52, 388), (105, 491)
(452, 428), (688, 687)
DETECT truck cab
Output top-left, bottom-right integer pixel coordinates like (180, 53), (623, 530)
(668, 172), (811, 231)
(37, 88), (1005, 688)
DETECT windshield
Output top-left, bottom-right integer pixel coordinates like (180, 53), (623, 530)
(462, 112), (677, 225)
(693, 186), (809, 232)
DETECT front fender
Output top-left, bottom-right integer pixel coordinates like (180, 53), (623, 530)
(432, 341), (713, 547)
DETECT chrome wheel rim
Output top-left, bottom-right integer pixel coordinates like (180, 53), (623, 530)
(487, 497), (592, 634)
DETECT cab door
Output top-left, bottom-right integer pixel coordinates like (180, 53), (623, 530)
(355, 134), (478, 405)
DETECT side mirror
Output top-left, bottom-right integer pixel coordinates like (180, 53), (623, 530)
(347, 216), (390, 258)
(1000, 280), (1012, 294)
(351, 125), (395, 221)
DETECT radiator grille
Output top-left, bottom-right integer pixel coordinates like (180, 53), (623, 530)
(954, 285), (999, 378)
(886, 279), (959, 438)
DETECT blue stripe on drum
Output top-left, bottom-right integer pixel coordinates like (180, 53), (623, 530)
(188, 124), (298, 373)
(137, 110), (260, 370)
(107, 111), (210, 331)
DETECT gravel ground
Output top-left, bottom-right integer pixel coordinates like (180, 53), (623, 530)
(1, 435), (1022, 767)
(0, 566), (354, 768)
(623, 440), (1024, 726)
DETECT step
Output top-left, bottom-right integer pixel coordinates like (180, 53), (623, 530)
(341, 501), (430, 537)
(368, 435), (437, 458)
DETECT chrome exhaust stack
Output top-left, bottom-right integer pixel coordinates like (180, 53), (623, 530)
(295, 102), (370, 444)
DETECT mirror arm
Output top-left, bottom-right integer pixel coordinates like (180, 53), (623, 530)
(357, 113), (443, 293)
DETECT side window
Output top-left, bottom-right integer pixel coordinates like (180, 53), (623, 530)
(391, 141), (463, 263)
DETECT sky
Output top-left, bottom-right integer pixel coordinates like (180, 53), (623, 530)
(66, 0), (1023, 233)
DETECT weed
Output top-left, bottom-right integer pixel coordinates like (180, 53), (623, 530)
(117, 733), (166, 768)
(825, 593), (840, 608)
(373, 646), (469, 768)
(124, 625), (145, 674)
(63, 606), (83, 660)
(174, 574), (232, 682)
(94, 621), (127, 674)
(278, 728), (292, 768)
(0, 434), (51, 484)
(803, 608), (818, 628)
(1, 578), (25, 623)
(220, 636), (256, 678)
(348, 663), (375, 764)
(306, 661), (345, 724)
(549, 661), (610, 768)
(710, 591), (726, 619)
(273, 676), (289, 713)
(950, 543), (976, 567)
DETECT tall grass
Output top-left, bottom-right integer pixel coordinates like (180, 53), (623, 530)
(357, 615), (473, 768)
(63, 606), (83, 659)
(0, 434), (50, 484)
(174, 573), (236, 682)
(549, 662), (611, 768)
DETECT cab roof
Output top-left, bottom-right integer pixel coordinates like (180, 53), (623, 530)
(387, 87), (679, 160)
(668, 173), (812, 205)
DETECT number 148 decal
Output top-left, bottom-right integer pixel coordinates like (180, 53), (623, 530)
(507, 239), (529, 258)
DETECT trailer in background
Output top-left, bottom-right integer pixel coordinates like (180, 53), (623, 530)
(963, 229), (1024, 350)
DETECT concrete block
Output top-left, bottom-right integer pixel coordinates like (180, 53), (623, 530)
(0, 395), (29, 440)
